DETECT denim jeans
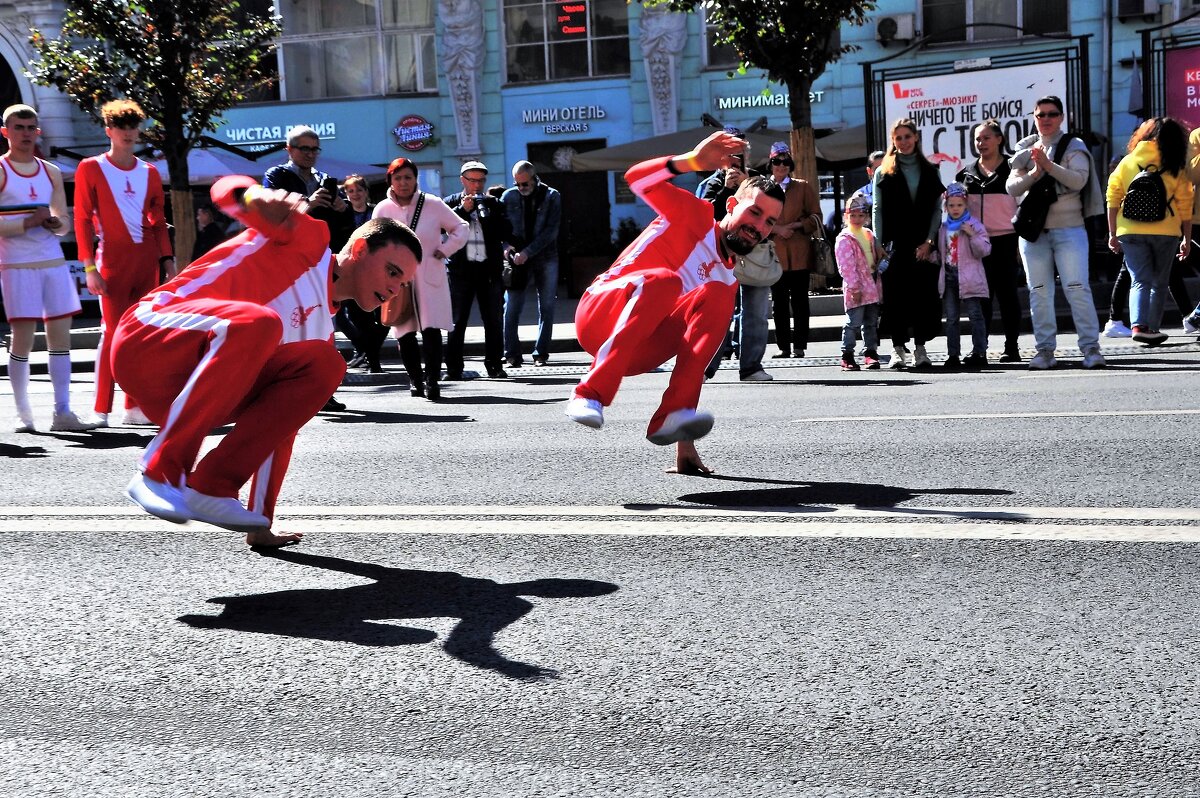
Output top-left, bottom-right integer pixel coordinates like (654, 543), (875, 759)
(1018, 225), (1099, 351)
(841, 303), (880, 353)
(942, 269), (988, 358)
(503, 256), (558, 361)
(1118, 233), (1178, 331)
(738, 284), (770, 377)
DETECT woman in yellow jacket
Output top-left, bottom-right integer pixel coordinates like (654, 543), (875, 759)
(1107, 117), (1194, 345)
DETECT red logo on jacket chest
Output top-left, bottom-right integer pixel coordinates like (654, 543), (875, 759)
(291, 304), (321, 327)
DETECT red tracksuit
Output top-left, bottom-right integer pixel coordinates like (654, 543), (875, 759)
(110, 177), (345, 523)
(74, 155), (172, 414)
(573, 157), (736, 434)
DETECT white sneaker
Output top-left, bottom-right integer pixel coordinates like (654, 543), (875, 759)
(565, 396), (604, 429)
(889, 346), (908, 369)
(50, 410), (99, 431)
(1103, 319), (1133, 338)
(125, 473), (190, 524)
(94, 413), (109, 429)
(13, 412), (35, 433)
(1081, 346), (1106, 369)
(1183, 315), (1200, 335)
(183, 487), (270, 532)
(912, 345), (932, 369)
(1028, 349), (1057, 370)
(647, 408), (715, 445)
(121, 407), (154, 426)
(740, 370), (773, 382)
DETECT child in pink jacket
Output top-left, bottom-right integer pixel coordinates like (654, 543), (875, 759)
(834, 193), (885, 370)
(936, 182), (992, 368)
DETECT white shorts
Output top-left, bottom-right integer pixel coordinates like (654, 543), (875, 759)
(0, 265), (82, 322)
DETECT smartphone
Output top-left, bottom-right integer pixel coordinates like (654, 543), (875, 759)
(321, 176), (339, 195)
(731, 153), (745, 170)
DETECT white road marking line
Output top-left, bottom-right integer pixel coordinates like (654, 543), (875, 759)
(0, 517), (1197, 542)
(0, 505), (1195, 542)
(1019, 369), (1200, 379)
(792, 409), (1200, 423)
(4, 504), (1199, 521)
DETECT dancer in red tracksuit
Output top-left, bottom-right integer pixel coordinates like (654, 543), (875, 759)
(74, 100), (174, 425)
(112, 176), (420, 546)
(566, 131), (785, 474)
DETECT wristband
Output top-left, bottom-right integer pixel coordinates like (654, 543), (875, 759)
(83, 264), (97, 273)
(684, 154), (702, 172)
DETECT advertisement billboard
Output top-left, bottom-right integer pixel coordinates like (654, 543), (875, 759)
(1164, 45), (1200, 130)
(882, 61), (1069, 184)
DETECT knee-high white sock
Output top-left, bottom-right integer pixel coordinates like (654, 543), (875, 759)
(8, 353), (31, 419)
(47, 350), (72, 414)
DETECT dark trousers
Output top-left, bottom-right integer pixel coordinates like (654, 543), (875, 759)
(881, 252), (941, 347)
(334, 302), (388, 368)
(979, 233), (1023, 351)
(770, 269), (810, 354)
(398, 328), (443, 388)
(446, 265), (504, 374)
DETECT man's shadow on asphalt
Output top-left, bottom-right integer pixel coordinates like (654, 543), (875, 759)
(178, 549), (618, 681)
(0, 442), (47, 457)
(320, 409), (474, 424)
(629, 474), (1014, 519)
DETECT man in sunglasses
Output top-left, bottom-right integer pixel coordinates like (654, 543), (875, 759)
(1006, 95), (1106, 370)
(501, 160), (561, 367)
(264, 126), (352, 410)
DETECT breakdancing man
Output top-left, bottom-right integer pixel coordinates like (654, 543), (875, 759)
(565, 131), (785, 474)
(113, 176), (419, 547)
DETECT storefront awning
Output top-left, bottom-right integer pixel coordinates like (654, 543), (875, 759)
(570, 125), (868, 173)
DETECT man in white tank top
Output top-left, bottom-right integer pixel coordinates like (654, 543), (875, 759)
(0, 104), (95, 432)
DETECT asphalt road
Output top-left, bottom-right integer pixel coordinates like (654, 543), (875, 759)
(2, 343), (1199, 797)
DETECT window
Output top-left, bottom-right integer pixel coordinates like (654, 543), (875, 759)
(922, 0), (1068, 44)
(703, 8), (739, 69)
(277, 0), (436, 99)
(504, 0), (630, 83)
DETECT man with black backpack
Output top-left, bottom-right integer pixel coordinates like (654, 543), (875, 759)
(1006, 96), (1107, 370)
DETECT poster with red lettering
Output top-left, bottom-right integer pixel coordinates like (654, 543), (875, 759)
(882, 61), (1067, 185)
(1164, 46), (1200, 130)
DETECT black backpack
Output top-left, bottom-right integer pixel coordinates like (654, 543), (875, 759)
(1121, 165), (1173, 223)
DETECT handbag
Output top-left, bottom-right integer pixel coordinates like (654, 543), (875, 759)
(733, 240), (782, 287)
(1012, 134), (1075, 243)
(380, 191), (424, 326)
(809, 214), (836, 276)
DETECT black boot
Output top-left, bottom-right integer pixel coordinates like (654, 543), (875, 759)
(426, 379), (440, 401)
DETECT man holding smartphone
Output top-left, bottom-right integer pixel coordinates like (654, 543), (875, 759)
(263, 125), (351, 411)
(698, 130), (756, 222)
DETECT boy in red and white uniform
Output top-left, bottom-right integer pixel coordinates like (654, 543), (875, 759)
(74, 99), (174, 426)
(113, 176), (419, 547)
(0, 104), (94, 432)
(566, 131), (785, 474)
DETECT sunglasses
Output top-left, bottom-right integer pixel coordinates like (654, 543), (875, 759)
(291, 145), (321, 154)
(1033, 112), (1062, 119)
(769, 158), (793, 167)
(515, 180), (533, 188)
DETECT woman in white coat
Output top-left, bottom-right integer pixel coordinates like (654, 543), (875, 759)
(374, 157), (468, 400)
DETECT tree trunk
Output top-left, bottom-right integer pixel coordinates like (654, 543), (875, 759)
(166, 144), (195, 268)
(786, 75), (818, 189)
(785, 75), (826, 291)
(171, 189), (195, 269)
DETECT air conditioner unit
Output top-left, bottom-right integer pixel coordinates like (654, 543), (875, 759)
(1116, 0), (1158, 21)
(876, 13), (915, 45)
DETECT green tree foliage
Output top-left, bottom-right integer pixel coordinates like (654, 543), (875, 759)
(29, 0), (279, 261)
(645, 0), (876, 187)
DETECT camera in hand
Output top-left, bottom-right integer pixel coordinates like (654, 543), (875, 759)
(468, 194), (489, 218)
(321, 176), (339, 195)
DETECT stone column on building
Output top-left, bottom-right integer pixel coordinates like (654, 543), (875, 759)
(24, 3), (83, 151)
(639, 7), (688, 136)
(439, 0), (485, 155)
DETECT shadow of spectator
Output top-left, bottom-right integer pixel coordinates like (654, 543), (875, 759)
(179, 549), (618, 681)
(0, 442), (47, 458)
